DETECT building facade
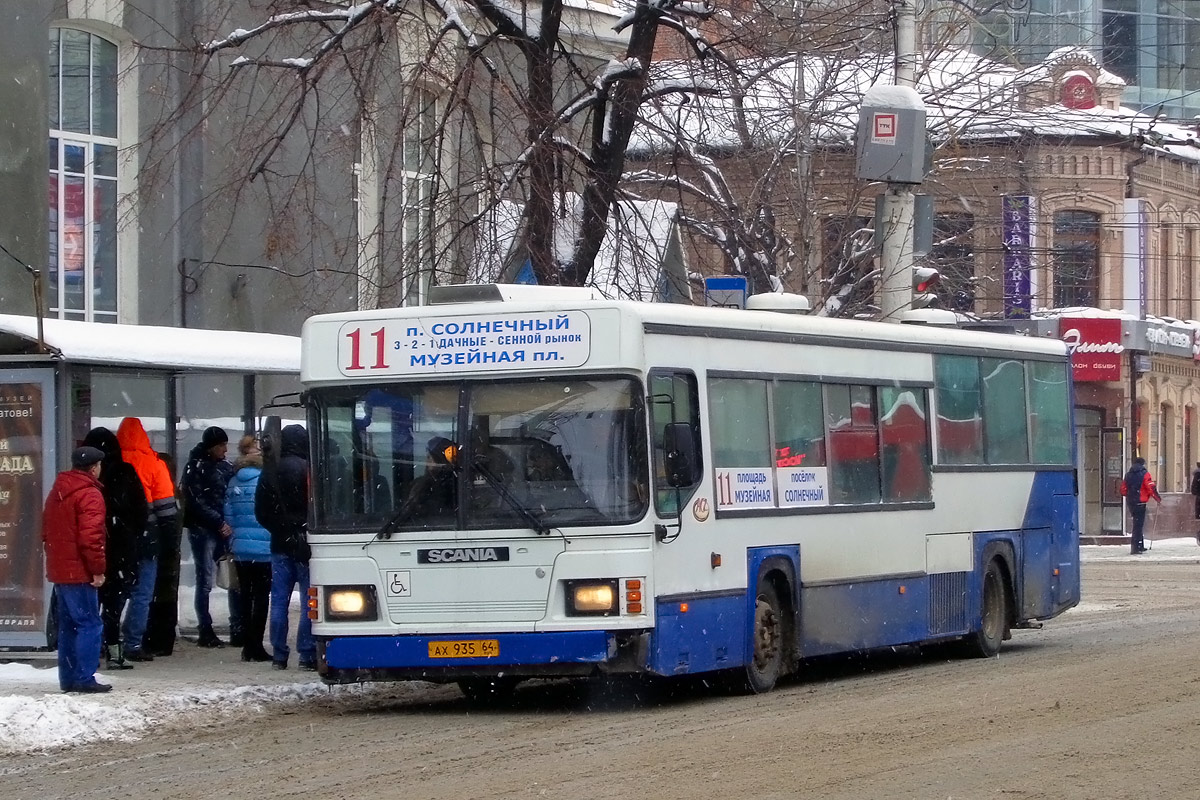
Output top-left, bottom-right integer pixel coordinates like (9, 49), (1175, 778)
(968, 0), (1200, 119)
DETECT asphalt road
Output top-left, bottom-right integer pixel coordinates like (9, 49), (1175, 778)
(4, 557), (1199, 800)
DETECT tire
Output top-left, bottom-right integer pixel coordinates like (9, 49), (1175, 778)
(961, 559), (1009, 658)
(458, 676), (521, 706)
(738, 578), (787, 694)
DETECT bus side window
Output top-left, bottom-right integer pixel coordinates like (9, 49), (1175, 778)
(649, 370), (701, 515)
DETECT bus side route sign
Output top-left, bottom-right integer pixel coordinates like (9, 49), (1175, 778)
(338, 310), (592, 376)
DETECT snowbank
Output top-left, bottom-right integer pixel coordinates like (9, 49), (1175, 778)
(0, 664), (330, 754)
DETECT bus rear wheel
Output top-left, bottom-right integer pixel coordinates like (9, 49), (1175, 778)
(458, 676), (521, 706)
(739, 579), (787, 694)
(960, 559), (1009, 658)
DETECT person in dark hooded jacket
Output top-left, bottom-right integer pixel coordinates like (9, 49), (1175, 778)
(181, 426), (236, 647)
(1120, 456), (1162, 554)
(82, 427), (149, 670)
(255, 424), (315, 670)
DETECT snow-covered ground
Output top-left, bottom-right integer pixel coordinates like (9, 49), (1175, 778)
(3, 539), (1196, 755)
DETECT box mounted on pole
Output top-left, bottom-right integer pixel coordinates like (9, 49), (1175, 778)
(855, 85), (928, 185)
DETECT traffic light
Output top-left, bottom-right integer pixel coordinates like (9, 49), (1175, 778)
(912, 266), (941, 309)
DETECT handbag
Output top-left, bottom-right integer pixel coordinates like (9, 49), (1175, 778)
(215, 555), (238, 591)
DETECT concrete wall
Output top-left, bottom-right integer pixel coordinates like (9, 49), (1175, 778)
(0, 1), (54, 316)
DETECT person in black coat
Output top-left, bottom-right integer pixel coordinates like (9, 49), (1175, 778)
(82, 427), (149, 670)
(1191, 461), (1200, 543)
(181, 426), (236, 647)
(255, 424), (316, 669)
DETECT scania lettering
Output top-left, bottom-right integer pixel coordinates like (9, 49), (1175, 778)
(300, 284), (1080, 703)
(418, 547), (509, 564)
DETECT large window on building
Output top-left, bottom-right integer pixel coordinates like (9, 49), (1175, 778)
(1053, 210), (1101, 307)
(400, 89), (436, 306)
(1156, 0), (1200, 96)
(48, 28), (118, 322)
(975, 0), (1090, 64)
(1101, 0), (1139, 83)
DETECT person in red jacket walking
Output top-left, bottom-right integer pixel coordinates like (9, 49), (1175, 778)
(43, 446), (111, 693)
(1120, 456), (1162, 555)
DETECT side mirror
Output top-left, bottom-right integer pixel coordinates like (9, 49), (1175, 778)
(663, 422), (700, 487)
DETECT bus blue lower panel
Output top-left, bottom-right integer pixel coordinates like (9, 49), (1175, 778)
(323, 631), (611, 670)
(650, 592), (747, 676)
(799, 578), (932, 658)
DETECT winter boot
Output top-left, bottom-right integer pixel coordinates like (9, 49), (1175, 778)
(106, 643), (135, 670)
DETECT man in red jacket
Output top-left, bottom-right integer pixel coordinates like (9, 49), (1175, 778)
(43, 446), (111, 693)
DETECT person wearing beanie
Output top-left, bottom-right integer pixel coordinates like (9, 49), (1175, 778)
(81, 427), (149, 670)
(181, 425), (235, 647)
(116, 418), (179, 660)
(43, 447), (111, 693)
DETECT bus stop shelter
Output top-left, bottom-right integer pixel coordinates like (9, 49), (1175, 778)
(0, 313), (301, 649)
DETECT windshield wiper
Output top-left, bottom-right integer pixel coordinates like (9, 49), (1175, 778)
(472, 458), (551, 536)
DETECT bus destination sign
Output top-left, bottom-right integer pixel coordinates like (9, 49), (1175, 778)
(338, 310), (592, 376)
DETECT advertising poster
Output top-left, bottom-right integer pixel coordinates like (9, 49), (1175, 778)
(0, 381), (45, 636)
(1002, 195), (1034, 318)
(1060, 317), (1124, 382)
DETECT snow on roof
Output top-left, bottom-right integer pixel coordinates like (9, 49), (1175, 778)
(1032, 306), (1200, 333)
(0, 315), (301, 373)
(632, 48), (1200, 166)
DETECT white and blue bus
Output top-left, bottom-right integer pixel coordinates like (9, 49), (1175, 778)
(299, 284), (1079, 700)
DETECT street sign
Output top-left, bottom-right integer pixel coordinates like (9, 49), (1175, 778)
(704, 276), (749, 309)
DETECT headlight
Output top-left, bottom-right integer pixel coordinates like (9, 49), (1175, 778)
(565, 579), (619, 616)
(324, 586), (379, 621)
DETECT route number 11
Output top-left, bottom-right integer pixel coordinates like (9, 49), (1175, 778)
(345, 327), (389, 370)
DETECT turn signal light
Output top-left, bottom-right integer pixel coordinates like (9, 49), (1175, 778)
(627, 602), (642, 614)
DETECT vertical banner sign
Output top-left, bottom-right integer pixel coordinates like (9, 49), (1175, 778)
(1122, 198), (1148, 318)
(0, 383), (44, 635)
(1002, 196), (1034, 318)
(1060, 317), (1124, 381)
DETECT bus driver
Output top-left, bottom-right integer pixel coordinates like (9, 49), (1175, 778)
(396, 436), (459, 524)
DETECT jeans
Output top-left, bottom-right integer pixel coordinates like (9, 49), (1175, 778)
(121, 557), (158, 652)
(188, 528), (219, 634)
(270, 553), (314, 665)
(55, 583), (103, 691)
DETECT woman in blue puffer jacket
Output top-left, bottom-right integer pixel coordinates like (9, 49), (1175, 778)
(224, 435), (273, 663)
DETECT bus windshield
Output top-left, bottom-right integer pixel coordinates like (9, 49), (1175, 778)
(313, 376), (648, 532)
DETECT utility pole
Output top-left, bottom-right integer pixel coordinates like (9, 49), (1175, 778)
(877, 0), (918, 321)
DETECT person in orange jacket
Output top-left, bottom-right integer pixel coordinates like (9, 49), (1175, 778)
(1120, 456), (1162, 555)
(43, 447), (111, 693)
(116, 418), (179, 658)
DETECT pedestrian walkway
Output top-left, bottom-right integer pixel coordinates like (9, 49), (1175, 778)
(1081, 536), (1200, 561)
